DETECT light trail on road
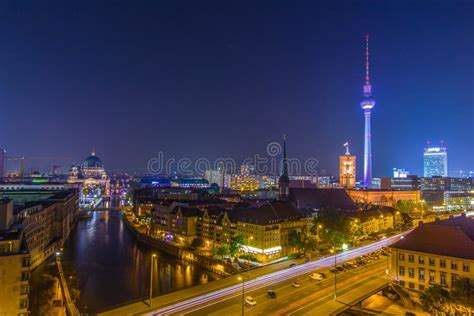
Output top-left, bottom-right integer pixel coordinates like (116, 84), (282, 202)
(146, 232), (407, 315)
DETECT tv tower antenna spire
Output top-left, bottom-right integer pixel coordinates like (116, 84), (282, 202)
(360, 34), (376, 187)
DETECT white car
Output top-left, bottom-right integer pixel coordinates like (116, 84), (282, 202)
(292, 281), (301, 288)
(245, 296), (257, 306)
(309, 273), (323, 281)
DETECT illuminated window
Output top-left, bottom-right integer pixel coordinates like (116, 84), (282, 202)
(440, 259), (446, 268)
(399, 266), (405, 276)
(463, 263), (470, 272)
(451, 261), (457, 270)
(418, 268), (425, 281)
(440, 273), (447, 286)
(418, 256), (424, 264)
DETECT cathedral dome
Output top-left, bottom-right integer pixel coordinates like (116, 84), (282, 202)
(82, 152), (103, 169)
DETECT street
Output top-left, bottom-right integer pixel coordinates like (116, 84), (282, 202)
(185, 259), (387, 315)
(145, 232), (404, 316)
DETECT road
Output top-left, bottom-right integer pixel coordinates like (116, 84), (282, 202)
(145, 232), (405, 315)
(185, 259), (387, 316)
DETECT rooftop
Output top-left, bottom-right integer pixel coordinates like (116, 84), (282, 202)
(231, 201), (302, 225)
(390, 214), (474, 260)
(289, 188), (357, 211)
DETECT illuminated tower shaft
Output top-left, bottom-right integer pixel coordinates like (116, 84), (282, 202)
(363, 110), (372, 186)
(360, 35), (376, 187)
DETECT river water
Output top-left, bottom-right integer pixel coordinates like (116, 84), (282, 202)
(30, 206), (218, 314)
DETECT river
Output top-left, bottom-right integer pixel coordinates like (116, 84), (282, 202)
(30, 206), (218, 314)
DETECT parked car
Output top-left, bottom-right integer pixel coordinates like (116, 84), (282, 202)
(309, 273), (323, 281)
(267, 290), (277, 298)
(245, 296), (257, 306)
(292, 281), (301, 288)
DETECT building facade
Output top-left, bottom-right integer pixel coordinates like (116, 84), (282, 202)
(0, 190), (78, 315)
(389, 215), (474, 294)
(347, 189), (420, 206)
(423, 146), (448, 177)
(339, 143), (356, 189)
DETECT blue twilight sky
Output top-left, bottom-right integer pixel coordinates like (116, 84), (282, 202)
(0, 0), (472, 177)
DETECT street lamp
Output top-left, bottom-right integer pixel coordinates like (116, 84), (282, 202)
(382, 236), (389, 273)
(316, 224), (323, 241)
(149, 253), (157, 307)
(237, 273), (249, 316)
(330, 248), (337, 300)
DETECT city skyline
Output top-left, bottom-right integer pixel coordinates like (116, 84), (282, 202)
(0, 1), (472, 177)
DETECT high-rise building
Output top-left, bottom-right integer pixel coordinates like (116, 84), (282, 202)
(424, 146), (448, 177)
(393, 168), (409, 178)
(204, 167), (224, 187)
(360, 35), (376, 187)
(278, 135), (290, 200)
(339, 142), (356, 188)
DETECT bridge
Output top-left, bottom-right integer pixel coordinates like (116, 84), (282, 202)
(99, 233), (404, 316)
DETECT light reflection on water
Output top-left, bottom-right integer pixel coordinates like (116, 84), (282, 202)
(58, 207), (218, 313)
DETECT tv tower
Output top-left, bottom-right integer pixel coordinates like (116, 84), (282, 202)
(360, 34), (376, 187)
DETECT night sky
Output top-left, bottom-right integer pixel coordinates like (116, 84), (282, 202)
(0, 1), (472, 177)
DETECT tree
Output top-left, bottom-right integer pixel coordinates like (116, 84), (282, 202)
(313, 207), (351, 246)
(452, 277), (473, 303)
(212, 245), (230, 259)
(190, 237), (204, 249)
(420, 285), (452, 314)
(229, 235), (246, 258)
(288, 230), (305, 251)
(348, 218), (364, 245)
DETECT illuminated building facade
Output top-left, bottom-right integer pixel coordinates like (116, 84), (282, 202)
(278, 135), (290, 200)
(339, 142), (356, 188)
(390, 215), (474, 294)
(348, 189), (420, 206)
(68, 150), (110, 207)
(360, 35), (376, 187)
(393, 168), (410, 178)
(424, 146), (448, 177)
(204, 168), (224, 187)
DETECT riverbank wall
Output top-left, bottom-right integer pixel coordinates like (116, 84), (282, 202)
(122, 214), (232, 277)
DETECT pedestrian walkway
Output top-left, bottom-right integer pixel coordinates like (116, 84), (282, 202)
(56, 256), (81, 316)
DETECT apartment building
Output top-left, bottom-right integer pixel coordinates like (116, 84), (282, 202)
(389, 214), (474, 293)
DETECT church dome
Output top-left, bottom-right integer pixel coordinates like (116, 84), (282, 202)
(83, 152), (103, 169)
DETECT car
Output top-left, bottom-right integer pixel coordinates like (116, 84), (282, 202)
(289, 263), (297, 268)
(267, 290), (277, 298)
(342, 263), (353, 270)
(292, 281), (301, 288)
(329, 268), (338, 274)
(319, 272), (327, 279)
(309, 273), (323, 280)
(245, 296), (257, 306)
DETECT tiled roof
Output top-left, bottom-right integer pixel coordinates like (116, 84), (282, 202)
(232, 201), (303, 225)
(390, 214), (474, 260)
(171, 207), (202, 217)
(288, 188), (357, 211)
